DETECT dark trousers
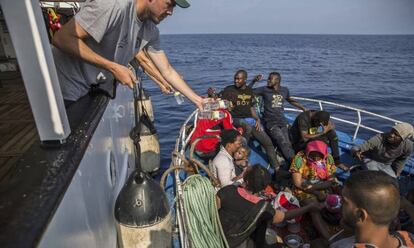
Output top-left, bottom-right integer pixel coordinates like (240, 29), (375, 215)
(233, 118), (279, 169)
(293, 129), (341, 164)
(265, 124), (295, 165)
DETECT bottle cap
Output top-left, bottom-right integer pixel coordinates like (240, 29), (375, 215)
(212, 111), (220, 120)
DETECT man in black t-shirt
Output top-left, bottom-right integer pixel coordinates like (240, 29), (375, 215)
(290, 110), (345, 168)
(220, 70), (279, 170)
(250, 72), (306, 165)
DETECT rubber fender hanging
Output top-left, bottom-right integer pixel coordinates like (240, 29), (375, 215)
(139, 133), (160, 173)
(115, 170), (172, 247)
(137, 88), (155, 122)
(140, 113), (157, 136)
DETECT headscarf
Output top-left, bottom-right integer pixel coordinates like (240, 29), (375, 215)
(305, 140), (329, 179)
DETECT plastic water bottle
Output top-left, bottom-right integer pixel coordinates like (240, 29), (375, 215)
(198, 111), (225, 120)
(174, 91), (184, 105)
(203, 99), (229, 111)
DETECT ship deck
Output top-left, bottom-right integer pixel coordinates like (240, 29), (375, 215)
(0, 71), (38, 184)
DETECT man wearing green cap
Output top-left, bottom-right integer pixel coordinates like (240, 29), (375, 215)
(52, 0), (203, 108)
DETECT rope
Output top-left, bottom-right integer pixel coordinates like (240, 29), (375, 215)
(182, 175), (229, 248)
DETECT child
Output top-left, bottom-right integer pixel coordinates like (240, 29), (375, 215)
(232, 146), (251, 182)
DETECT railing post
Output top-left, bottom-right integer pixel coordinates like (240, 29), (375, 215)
(318, 101), (323, 110)
(353, 110), (362, 142)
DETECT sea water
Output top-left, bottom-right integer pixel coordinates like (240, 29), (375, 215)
(140, 34), (414, 172)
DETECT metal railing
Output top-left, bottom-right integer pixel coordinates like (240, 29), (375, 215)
(285, 97), (402, 142)
(171, 99), (410, 245)
(172, 109), (198, 248)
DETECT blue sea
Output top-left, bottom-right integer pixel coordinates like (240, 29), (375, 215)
(140, 34), (414, 169)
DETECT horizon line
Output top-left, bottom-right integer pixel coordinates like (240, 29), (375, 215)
(161, 32), (414, 36)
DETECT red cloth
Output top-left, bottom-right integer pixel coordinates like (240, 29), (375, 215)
(305, 140), (328, 159)
(190, 109), (237, 154)
(275, 192), (303, 223)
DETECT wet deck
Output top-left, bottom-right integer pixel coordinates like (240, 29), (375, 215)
(0, 71), (38, 183)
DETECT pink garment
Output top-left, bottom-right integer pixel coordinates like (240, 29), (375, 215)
(325, 194), (342, 213)
(305, 140), (329, 180)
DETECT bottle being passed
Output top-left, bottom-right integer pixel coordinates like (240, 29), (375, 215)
(198, 111), (226, 120)
(173, 91), (184, 105)
(203, 99), (229, 111)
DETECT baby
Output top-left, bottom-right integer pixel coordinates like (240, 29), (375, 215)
(232, 146), (251, 182)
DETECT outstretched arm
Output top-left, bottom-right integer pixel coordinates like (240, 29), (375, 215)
(248, 74), (263, 88)
(52, 18), (136, 88)
(351, 134), (382, 160)
(147, 50), (203, 109)
(287, 97), (307, 111)
(135, 50), (173, 94)
(273, 202), (321, 224)
(292, 172), (331, 201)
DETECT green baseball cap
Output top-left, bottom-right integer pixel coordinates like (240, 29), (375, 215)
(175, 0), (190, 8)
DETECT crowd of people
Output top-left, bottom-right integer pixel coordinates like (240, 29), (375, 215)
(200, 70), (414, 248)
(49, 0), (414, 246)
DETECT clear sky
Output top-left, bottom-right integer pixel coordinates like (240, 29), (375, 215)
(159, 0), (414, 35)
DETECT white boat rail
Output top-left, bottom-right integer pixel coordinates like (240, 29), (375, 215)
(171, 99), (412, 246)
(285, 96), (402, 142)
(173, 109), (198, 248)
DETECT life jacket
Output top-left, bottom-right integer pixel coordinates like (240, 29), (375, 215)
(189, 109), (237, 155)
(396, 231), (414, 247)
(353, 231), (414, 248)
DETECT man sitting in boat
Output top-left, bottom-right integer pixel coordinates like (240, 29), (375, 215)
(249, 72), (306, 165)
(290, 110), (347, 170)
(213, 129), (243, 187)
(52, 0), (205, 109)
(351, 122), (414, 178)
(216, 164), (321, 248)
(290, 140), (340, 240)
(220, 70), (280, 170)
(338, 170), (414, 248)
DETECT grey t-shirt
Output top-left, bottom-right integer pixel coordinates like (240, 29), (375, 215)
(53, 0), (161, 101)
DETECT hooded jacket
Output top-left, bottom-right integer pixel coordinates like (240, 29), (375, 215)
(352, 132), (413, 175)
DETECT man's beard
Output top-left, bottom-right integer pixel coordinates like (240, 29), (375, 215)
(341, 213), (358, 230)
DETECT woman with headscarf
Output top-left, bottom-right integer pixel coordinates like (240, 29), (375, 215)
(289, 140), (340, 240)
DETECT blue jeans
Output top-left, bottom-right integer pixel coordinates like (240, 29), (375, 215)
(233, 118), (279, 169)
